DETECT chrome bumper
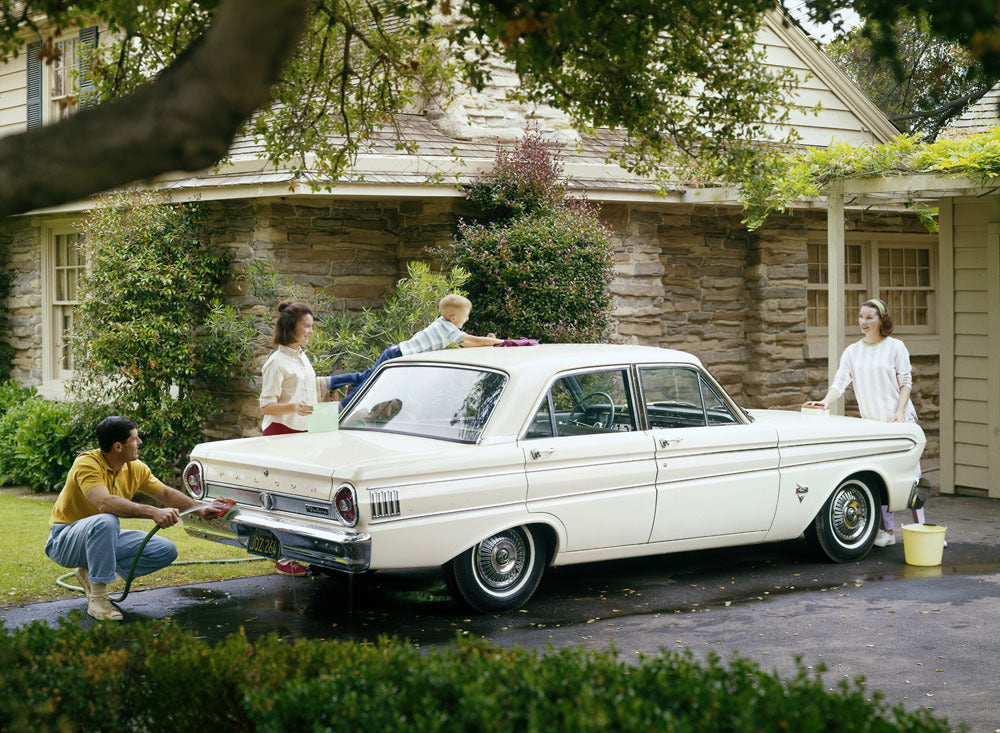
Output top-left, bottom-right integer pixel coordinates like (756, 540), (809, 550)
(182, 505), (371, 573)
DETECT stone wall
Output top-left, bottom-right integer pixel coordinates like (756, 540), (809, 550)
(0, 196), (939, 461)
(2, 217), (42, 384)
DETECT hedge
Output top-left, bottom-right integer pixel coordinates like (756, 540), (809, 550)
(0, 617), (956, 732)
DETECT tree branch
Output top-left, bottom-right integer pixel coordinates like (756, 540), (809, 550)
(0, 0), (309, 218)
(889, 85), (992, 122)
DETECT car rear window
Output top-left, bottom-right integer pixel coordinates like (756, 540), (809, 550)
(340, 364), (507, 442)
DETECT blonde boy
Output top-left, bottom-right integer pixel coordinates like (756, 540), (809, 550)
(328, 294), (502, 402)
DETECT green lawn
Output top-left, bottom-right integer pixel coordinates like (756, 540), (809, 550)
(1, 488), (274, 607)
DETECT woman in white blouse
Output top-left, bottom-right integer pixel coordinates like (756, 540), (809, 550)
(259, 300), (331, 576)
(260, 300), (330, 436)
(804, 298), (931, 548)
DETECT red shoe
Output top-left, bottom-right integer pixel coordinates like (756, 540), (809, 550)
(275, 558), (308, 576)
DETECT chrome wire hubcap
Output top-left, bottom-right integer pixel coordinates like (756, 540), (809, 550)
(831, 484), (869, 543)
(476, 530), (527, 590)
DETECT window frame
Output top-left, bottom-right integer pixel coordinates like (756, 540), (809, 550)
(41, 222), (85, 391)
(806, 232), (938, 338)
(49, 35), (80, 122)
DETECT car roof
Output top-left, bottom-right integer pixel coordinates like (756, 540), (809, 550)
(368, 344), (710, 439)
(394, 343), (704, 371)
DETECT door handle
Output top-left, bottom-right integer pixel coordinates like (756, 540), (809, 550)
(530, 448), (555, 460)
(659, 437), (682, 448)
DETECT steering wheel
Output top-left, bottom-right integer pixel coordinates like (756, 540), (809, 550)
(568, 391), (616, 429)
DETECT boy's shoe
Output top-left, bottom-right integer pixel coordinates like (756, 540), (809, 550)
(74, 567), (92, 599)
(873, 529), (896, 547)
(275, 558), (308, 576)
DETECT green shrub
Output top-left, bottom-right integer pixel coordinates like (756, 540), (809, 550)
(0, 396), (96, 492)
(314, 260), (469, 375)
(0, 379), (35, 417)
(70, 189), (255, 480)
(0, 618), (959, 733)
(439, 132), (615, 343)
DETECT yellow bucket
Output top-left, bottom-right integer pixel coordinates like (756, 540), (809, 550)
(901, 523), (947, 566)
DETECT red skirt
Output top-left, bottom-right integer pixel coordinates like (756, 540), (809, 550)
(262, 422), (306, 436)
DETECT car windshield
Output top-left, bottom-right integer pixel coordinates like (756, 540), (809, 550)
(340, 364), (507, 442)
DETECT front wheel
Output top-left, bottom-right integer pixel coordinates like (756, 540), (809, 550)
(443, 526), (547, 613)
(805, 476), (878, 562)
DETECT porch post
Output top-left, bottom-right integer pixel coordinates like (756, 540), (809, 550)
(827, 180), (845, 415)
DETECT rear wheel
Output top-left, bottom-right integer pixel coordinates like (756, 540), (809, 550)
(443, 525), (547, 613)
(805, 476), (878, 562)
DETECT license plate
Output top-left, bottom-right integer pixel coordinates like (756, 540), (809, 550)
(246, 529), (280, 559)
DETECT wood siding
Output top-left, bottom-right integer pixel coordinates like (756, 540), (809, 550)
(941, 197), (999, 497)
(0, 50), (26, 138)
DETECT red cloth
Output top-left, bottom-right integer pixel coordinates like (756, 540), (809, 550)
(262, 423), (306, 436)
(493, 338), (539, 347)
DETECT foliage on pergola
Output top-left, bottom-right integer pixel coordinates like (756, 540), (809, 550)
(739, 127), (1000, 230)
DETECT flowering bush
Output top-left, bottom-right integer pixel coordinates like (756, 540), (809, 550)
(442, 133), (614, 342)
(465, 131), (567, 220)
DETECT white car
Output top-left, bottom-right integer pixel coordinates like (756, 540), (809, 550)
(181, 344), (925, 612)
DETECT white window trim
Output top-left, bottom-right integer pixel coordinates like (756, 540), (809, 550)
(805, 231), (938, 356)
(49, 35), (79, 122)
(39, 221), (82, 399)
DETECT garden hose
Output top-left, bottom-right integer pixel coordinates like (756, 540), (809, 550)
(56, 498), (260, 602)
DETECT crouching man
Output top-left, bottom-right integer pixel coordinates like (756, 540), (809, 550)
(44, 416), (212, 621)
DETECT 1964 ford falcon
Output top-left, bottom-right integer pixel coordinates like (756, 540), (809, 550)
(181, 344), (925, 612)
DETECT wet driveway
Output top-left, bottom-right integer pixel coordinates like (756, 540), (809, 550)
(4, 495), (1000, 730)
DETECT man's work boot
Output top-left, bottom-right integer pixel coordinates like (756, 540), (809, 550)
(87, 583), (123, 621)
(74, 567), (92, 599)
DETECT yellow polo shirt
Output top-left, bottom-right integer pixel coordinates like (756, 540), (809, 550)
(50, 449), (166, 526)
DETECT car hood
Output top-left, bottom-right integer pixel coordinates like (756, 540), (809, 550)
(747, 409), (925, 446)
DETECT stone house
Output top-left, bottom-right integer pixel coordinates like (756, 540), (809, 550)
(0, 11), (942, 465)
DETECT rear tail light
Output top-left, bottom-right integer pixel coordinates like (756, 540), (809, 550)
(334, 484), (357, 526)
(183, 461), (205, 499)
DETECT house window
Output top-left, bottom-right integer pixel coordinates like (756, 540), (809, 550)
(43, 227), (85, 383)
(26, 26), (98, 130)
(51, 37), (79, 121)
(806, 236), (936, 334)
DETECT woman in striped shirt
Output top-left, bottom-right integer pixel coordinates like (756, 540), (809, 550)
(804, 298), (930, 548)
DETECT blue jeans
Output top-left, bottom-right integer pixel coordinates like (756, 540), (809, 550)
(44, 514), (178, 585)
(328, 344), (402, 406)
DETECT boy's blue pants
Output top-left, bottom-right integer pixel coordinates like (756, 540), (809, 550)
(328, 345), (402, 405)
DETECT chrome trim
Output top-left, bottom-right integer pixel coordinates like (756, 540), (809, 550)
(182, 505), (371, 573)
(205, 481), (339, 524)
(370, 488), (401, 519)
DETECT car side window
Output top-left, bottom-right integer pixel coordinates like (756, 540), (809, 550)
(640, 366), (708, 429)
(527, 369), (636, 438)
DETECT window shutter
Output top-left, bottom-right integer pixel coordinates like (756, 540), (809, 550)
(26, 40), (42, 129)
(78, 26), (99, 108)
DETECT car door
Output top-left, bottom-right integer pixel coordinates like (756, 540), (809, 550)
(522, 367), (657, 551)
(640, 365), (780, 542)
